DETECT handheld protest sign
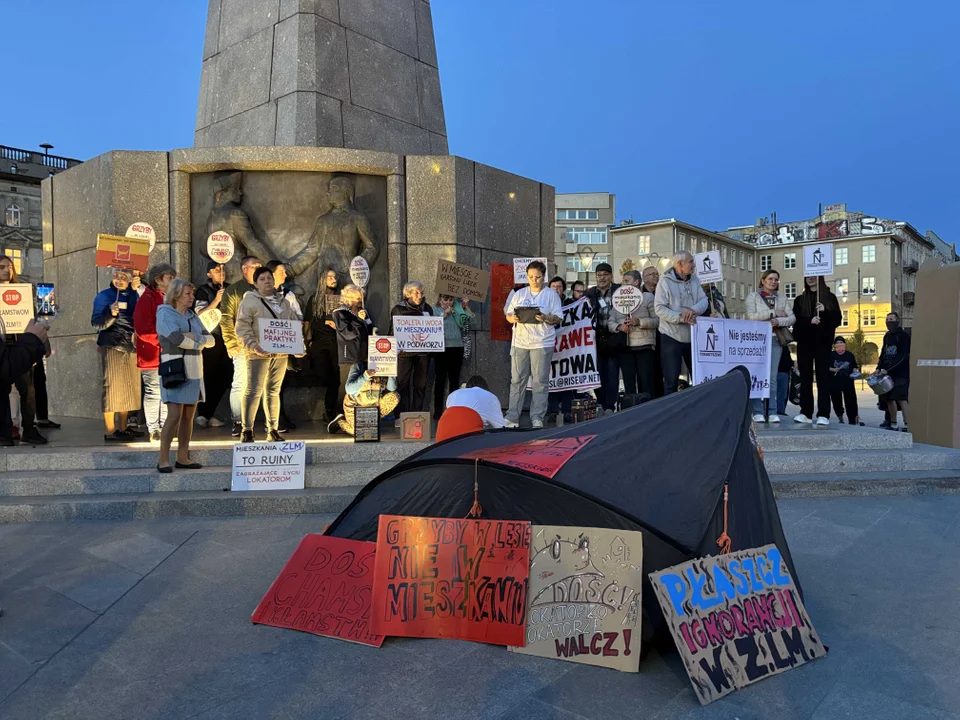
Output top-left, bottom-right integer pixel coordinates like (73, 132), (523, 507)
(96, 234), (150, 273)
(649, 544), (825, 705)
(393, 316), (444, 352)
(368, 336), (398, 376)
(694, 251), (723, 285)
(513, 257), (548, 285)
(436, 259), (490, 303)
(125, 222), (157, 252)
(258, 319), (305, 355)
(548, 297), (600, 392)
(612, 285), (643, 315)
(349, 256), (370, 288)
(692, 317), (772, 399)
(0, 284), (36, 333)
(206, 231), (236, 265)
(803, 243), (834, 277)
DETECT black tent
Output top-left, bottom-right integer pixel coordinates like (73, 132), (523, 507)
(326, 368), (800, 641)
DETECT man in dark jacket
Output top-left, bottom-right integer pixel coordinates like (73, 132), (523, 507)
(584, 263), (621, 414)
(220, 255), (261, 436)
(877, 312), (910, 431)
(0, 319), (48, 446)
(194, 261), (229, 428)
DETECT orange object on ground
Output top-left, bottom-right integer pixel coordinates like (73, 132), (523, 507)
(435, 406), (484, 442)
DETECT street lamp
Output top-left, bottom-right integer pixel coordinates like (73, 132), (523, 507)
(577, 245), (596, 287)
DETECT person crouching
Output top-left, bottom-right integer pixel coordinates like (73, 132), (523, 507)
(329, 363), (399, 436)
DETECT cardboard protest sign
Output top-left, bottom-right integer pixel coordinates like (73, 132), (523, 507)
(258, 318), (305, 355)
(371, 515), (531, 645)
(350, 256), (370, 287)
(436, 259), (490, 303)
(125, 222), (157, 252)
(549, 297), (600, 392)
(232, 441), (306, 491)
(0, 284), (35, 333)
(251, 534), (384, 647)
(692, 318), (772, 399)
(461, 436), (596, 479)
(510, 526), (643, 672)
(612, 285), (643, 315)
(803, 243), (834, 277)
(649, 545), (825, 705)
(96, 233), (150, 272)
(393, 316), (444, 352)
(368, 336), (398, 377)
(206, 231), (235, 264)
(513, 257), (548, 284)
(490, 263), (516, 342)
(695, 251), (723, 284)
(399, 412), (431, 441)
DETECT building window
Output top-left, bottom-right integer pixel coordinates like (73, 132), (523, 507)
(566, 254), (609, 272)
(835, 278), (848, 296)
(637, 235), (650, 255)
(841, 310), (850, 327)
(761, 255), (772, 272)
(557, 209), (599, 221)
(862, 245), (876, 263)
(893, 277), (899, 297)
(863, 309), (877, 327)
(783, 252), (796, 270)
(747, 255), (754, 271)
(712, 241), (718, 252)
(784, 282), (797, 299)
(677, 233), (686, 251)
(862, 276), (876, 295)
(690, 236), (698, 253)
(722, 279), (727, 295)
(722, 246), (728, 265)
(565, 227), (608, 245)
(893, 244), (900, 264)
(2, 248), (22, 274)
(836, 247), (848, 265)
(5, 204), (20, 227)
(739, 251), (745, 269)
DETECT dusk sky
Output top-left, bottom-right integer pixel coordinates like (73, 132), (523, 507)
(5, 0), (958, 237)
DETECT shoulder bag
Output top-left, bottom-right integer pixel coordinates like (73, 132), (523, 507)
(159, 312), (189, 388)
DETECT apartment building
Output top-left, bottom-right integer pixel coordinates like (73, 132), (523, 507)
(554, 192), (616, 283)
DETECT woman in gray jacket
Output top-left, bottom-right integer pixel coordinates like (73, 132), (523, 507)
(745, 269), (796, 424)
(608, 270), (659, 397)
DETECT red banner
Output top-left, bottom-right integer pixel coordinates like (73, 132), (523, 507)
(251, 534), (384, 647)
(371, 515), (532, 646)
(461, 436), (596, 478)
(490, 262), (516, 342)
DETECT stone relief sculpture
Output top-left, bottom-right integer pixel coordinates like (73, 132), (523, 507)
(204, 172), (272, 281)
(289, 177), (380, 295)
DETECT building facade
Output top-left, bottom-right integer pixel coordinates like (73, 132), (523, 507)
(609, 219), (758, 318)
(0, 145), (81, 282)
(554, 192), (616, 284)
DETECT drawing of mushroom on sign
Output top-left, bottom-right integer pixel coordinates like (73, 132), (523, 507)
(509, 526), (644, 672)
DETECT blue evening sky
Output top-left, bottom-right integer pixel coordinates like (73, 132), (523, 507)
(4, 0), (957, 237)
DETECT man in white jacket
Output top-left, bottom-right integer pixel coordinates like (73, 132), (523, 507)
(655, 252), (708, 395)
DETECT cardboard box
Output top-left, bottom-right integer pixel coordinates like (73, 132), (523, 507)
(909, 259), (960, 448)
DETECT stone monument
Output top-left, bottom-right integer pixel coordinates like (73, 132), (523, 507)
(41, 0), (555, 419)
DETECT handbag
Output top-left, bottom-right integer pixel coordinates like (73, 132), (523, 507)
(159, 357), (188, 388)
(775, 326), (794, 347)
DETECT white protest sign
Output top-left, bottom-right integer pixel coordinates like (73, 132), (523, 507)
(206, 231), (236, 265)
(368, 336), (398, 376)
(0, 284), (35, 333)
(231, 441), (306, 491)
(549, 297), (601, 392)
(258, 318), (305, 355)
(199, 308), (222, 333)
(612, 285), (643, 315)
(803, 243), (834, 277)
(514, 257), (548, 285)
(694, 250), (723, 284)
(350, 256), (370, 287)
(125, 222), (157, 252)
(393, 316), (445, 352)
(692, 317), (772, 399)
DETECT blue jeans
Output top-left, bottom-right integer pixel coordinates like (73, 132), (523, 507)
(507, 347), (553, 424)
(230, 354), (248, 423)
(752, 342), (783, 416)
(141, 369), (167, 434)
(777, 371), (790, 415)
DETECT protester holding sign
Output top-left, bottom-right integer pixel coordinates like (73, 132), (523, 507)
(193, 261), (228, 428)
(133, 263), (176, 443)
(221, 256), (262, 436)
(235, 267), (300, 443)
(389, 281), (434, 415)
(430, 294), (474, 419)
(792, 277), (841, 425)
(655, 252), (708, 395)
(155, 279), (214, 472)
(0, 319), (48, 447)
(333, 284), (373, 418)
(546, 277), (575, 423)
(329, 362), (400, 436)
(745, 270), (795, 424)
(608, 270), (659, 398)
(309, 268), (343, 422)
(504, 261), (562, 428)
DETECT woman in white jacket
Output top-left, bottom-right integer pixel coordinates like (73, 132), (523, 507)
(745, 269), (796, 423)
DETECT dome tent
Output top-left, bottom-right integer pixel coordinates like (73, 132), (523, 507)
(325, 368), (800, 641)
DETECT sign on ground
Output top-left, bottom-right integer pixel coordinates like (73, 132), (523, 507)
(435, 260), (490, 303)
(649, 544), (826, 705)
(232, 441), (306, 491)
(510, 526), (644, 672)
(692, 318), (771, 399)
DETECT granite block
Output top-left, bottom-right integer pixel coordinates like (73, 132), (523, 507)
(342, 103), (431, 155)
(407, 243), (457, 301)
(416, 61), (446, 135)
(110, 151), (170, 242)
(271, 13), (349, 103)
(41, 176), (54, 258)
(429, 130), (449, 154)
(168, 170), (191, 246)
(83, 532), (179, 575)
(275, 91), (344, 147)
(405, 155), (457, 245)
(213, 26), (274, 123)
(149, 241), (171, 266)
(202, 0), (221, 59)
(46, 336), (104, 420)
(280, 0), (340, 22)
(416, 0), (438, 67)
(456, 157), (475, 245)
(218, 0), (280, 49)
(471, 330), (512, 406)
(340, 0), (418, 58)
(387, 242), (407, 307)
(474, 162), (542, 257)
(0, 584), (97, 663)
(51, 155), (102, 256)
(170, 242), (192, 276)
(386, 173), (406, 245)
(347, 31), (420, 126)
(196, 56), (217, 130)
(169, 144), (401, 176)
(48, 248), (98, 338)
(206, 103), (279, 147)
(540, 183), (556, 258)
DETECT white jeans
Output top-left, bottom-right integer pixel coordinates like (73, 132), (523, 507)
(507, 347), (553, 424)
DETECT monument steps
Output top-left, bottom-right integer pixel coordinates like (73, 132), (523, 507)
(770, 470), (960, 498)
(762, 447), (960, 475)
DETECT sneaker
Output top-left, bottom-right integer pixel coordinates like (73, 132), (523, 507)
(504, 419), (519, 428)
(20, 428), (48, 445)
(241, 430), (255, 443)
(208, 417), (225, 428)
(752, 414), (766, 423)
(769, 415), (780, 424)
(231, 422), (242, 437)
(532, 419), (544, 429)
(794, 414), (813, 424)
(815, 417), (830, 426)
(195, 415), (210, 429)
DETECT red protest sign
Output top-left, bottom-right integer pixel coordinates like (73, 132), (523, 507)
(371, 515), (532, 646)
(490, 262), (516, 342)
(460, 436), (597, 478)
(251, 534), (384, 647)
